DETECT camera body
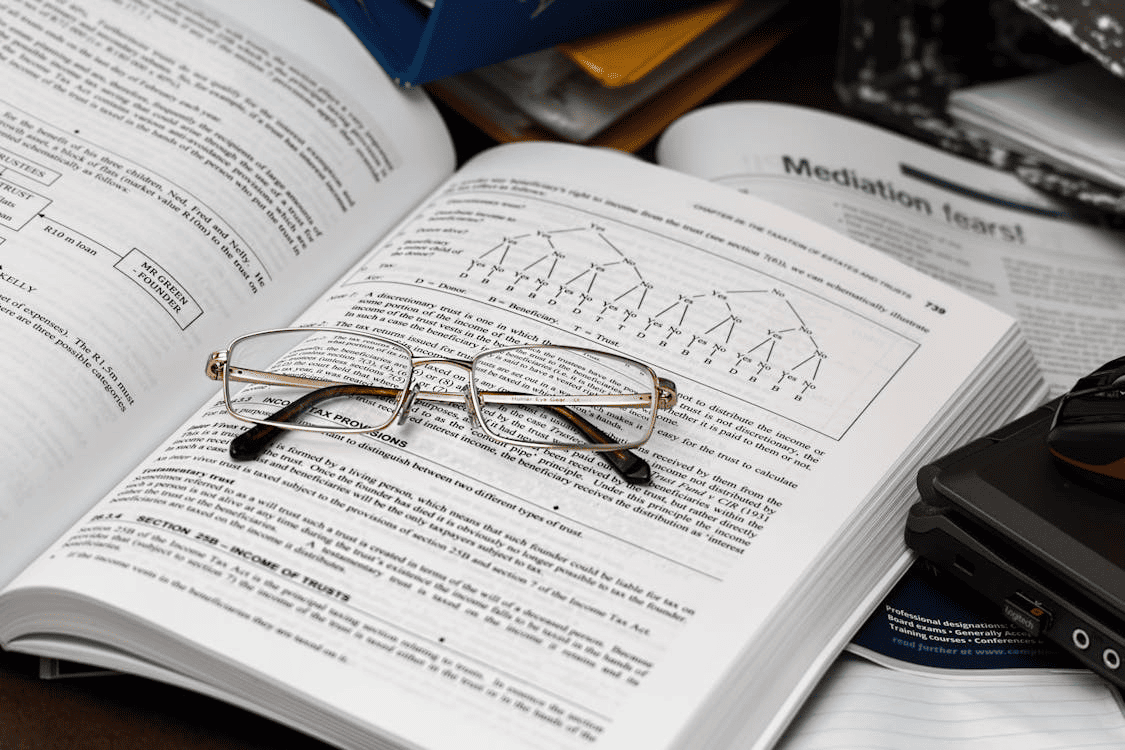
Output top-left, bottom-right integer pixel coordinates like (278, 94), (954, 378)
(907, 396), (1125, 688)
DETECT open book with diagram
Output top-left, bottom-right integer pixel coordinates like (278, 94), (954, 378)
(657, 101), (1125, 397)
(0, 1), (1044, 749)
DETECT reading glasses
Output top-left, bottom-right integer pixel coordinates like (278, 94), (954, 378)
(206, 327), (677, 484)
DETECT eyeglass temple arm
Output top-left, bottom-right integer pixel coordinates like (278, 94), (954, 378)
(226, 383), (656, 485)
(521, 398), (651, 485)
(228, 383), (394, 460)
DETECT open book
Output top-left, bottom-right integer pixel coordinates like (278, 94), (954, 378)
(657, 101), (1125, 397)
(0, 2), (1043, 750)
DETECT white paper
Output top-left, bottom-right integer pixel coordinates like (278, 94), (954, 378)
(658, 101), (1125, 396)
(776, 656), (1125, 750)
(0, 0), (454, 584)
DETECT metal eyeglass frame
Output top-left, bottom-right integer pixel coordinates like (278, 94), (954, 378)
(206, 327), (677, 485)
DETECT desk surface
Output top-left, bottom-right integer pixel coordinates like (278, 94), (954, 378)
(0, 6), (840, 748)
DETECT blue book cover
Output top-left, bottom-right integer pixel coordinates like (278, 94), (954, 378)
(325, 0), (710, 86)
(850, 561), (1076, 672)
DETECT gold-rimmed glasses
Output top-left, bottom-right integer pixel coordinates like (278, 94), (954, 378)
(206, 327), (677, 484)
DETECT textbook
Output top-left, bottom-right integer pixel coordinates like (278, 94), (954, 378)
(657, 102), (1125, 396)
(0, 2), (1043, 750)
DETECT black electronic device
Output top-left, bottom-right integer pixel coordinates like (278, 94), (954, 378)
(907, 397), (1125, 688)
(1047, 354), (1125, 494)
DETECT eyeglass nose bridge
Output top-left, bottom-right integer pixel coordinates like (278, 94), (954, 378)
(398, 357), (477, 427)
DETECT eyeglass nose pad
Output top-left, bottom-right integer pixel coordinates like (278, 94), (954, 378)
(461, 385), (481, 430)
(397, 386), (420, 426)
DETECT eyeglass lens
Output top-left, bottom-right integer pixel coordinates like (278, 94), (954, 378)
(225, 329), (412, 432)
(224, 331), (657, 450)
(473, 347), (656, 448)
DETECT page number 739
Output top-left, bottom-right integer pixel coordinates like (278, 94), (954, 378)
(925, 301), (947, 314)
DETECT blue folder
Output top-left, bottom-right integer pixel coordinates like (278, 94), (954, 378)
(324, 0), (710, 87)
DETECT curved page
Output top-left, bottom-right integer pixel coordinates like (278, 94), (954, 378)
(0, 0), (454, 583)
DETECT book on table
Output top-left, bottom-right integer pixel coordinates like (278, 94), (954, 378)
(0, 2), (1044, 750)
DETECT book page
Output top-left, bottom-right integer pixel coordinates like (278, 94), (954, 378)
(0, 0), (454, 583)
(657, 102), (1125, 396)
(1, 143), (1030, 750)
